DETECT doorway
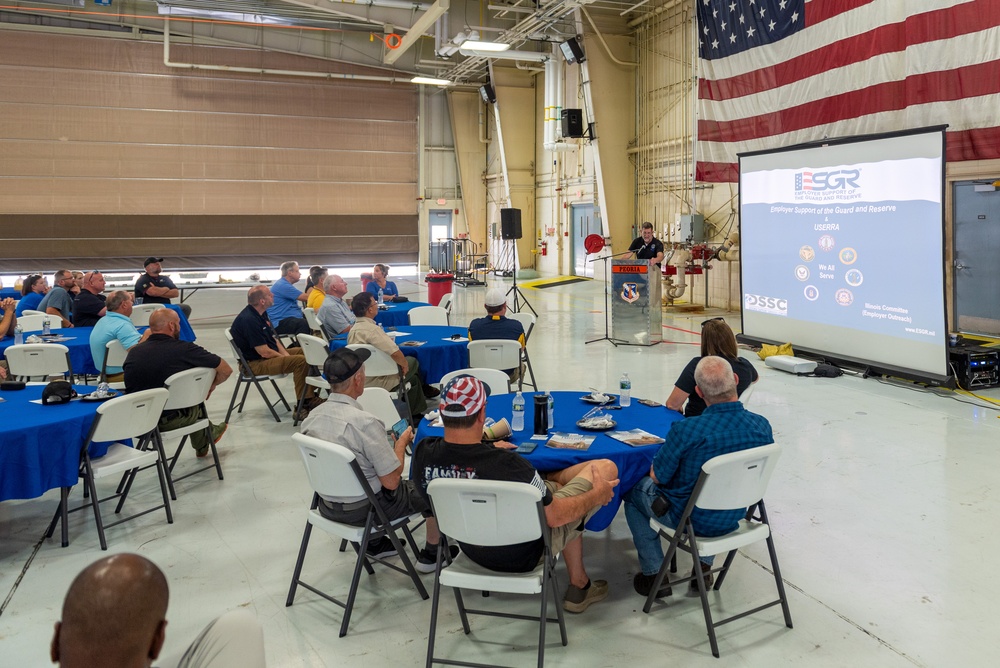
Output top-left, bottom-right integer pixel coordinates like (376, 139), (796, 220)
(428, 209), (453, 272)
(953, 181), (1000, 335)
(571, 204), (599, 277)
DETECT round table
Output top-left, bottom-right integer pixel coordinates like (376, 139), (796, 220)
(0, 287), (21, 301)
(330, 325), (470, 385)
(373, 300), (431, 328)
(414, 390), (684, 530)
(0, 383), (105, 501)
(1, 311), (197, 377)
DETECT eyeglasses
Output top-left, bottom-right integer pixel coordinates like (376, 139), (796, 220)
(701, 317), (725, 328)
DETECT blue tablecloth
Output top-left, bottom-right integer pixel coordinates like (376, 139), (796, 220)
(330, 325), (470, 385)
(163, 304), (197, 342)
(1, 288), (21, 301)
(1, 314), (195, 377)
(374, 301), (432, 328)
(0, 383), (108, 502)
(414, 391), (684, 531)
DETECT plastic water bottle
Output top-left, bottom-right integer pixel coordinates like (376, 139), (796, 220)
(42, 318), (51, 336)
(619, 373), (632, 407)
(378, 288), (384, 305)
(547, 392), (554, 426)
(14, 324), (23, 345)
(512, 391), (525, 431)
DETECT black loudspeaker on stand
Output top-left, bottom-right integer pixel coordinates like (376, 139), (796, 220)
(500, 208), (522, 240)
(498, 208), (535, 316)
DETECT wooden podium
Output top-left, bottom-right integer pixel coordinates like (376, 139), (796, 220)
(610, 260), (662, 345)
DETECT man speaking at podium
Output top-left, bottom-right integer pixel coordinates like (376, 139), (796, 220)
(627, 222), (665, 267)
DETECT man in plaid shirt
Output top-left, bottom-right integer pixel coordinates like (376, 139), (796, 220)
(624, 355), (773, 598)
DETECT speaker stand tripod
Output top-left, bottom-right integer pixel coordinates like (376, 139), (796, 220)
(504, 239), (537, 316)
(585, 250), (633, 346)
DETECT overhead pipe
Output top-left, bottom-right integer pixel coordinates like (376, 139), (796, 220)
(162, 18), (401, 82)
(582, 8), (637, 68)
(543, 47), (574, 152)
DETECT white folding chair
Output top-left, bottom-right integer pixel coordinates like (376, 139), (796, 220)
(347, 343), (412, 423)
(425, 478), (567, 668)
(4, 343), (72, 381)
(20, 309), (47, 317)
(738, 381), (757, 406)
(438, 293), (454, 316)
(642, 443), (791, 658)
(224, 328), (292, 423)
(294, 334), (332, 426)
(357, 386), (405, 430)
(408, 305), (450, 326)
(468, 339), (523, 390)
(15, 313), (61, 332)
(101, 340), (129, 390)
(286, 433), (428, 637)
(130, 303), (165, 327)
(505, 312), (537, 389)
(439, 368), (511, 395)
(45, 388), (173, 551)
(159, 367), (224, 490)
(303, 307), (328, 342)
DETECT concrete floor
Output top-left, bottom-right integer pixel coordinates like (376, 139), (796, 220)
(2, 275), (999, 667)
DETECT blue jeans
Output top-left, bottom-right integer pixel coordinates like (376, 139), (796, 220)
(624, 477), (711, 576)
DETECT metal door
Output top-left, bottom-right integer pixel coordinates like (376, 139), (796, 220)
(571, 204), (599, 277)
(953, 181), (1000, 335)
(428, 210), (453, 272)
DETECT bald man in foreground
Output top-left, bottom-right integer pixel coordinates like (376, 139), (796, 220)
(51, 553), (265, 668)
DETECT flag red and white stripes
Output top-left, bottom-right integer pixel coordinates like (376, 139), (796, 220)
(696, 0), (1000, 182)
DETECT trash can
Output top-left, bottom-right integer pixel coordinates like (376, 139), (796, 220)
(425, 272), (454, 306)
(360, 272), (373, 292)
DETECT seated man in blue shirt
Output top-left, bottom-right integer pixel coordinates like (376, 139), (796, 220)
(38, 269), (76, 329)
(467, 288), (525, 381)
(267, 261), (310, 337)
(624, 355), (774, 599)
(90, 291), (152, 382)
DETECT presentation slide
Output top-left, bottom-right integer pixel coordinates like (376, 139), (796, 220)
(739, 128), (949, 380)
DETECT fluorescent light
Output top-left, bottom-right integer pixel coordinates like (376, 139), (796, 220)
(458, 40), (510, 52)
(459, 49), (549, 62)
(411, 76), (451, 86)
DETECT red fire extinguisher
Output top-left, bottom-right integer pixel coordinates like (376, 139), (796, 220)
(540, 240), (548, 256)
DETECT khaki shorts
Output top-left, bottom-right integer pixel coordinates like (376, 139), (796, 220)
(544, 477), (597, 556)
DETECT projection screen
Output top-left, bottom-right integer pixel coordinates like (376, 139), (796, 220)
(738, 126), (950, 383)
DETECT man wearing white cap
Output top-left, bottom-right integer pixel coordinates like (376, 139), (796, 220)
(412, 375), (620, 613)
(467, 287), (526, 381)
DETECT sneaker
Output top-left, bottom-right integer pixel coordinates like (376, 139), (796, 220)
(211, 422), (228, 445)
(633, 572), (672, 599)
(365, 537), (398, 560)
(422, 383), (441, 398)
(563, 579), (609, 613)
(415, 544), (460, 574)
(687, 562), (714, 597)
(294, 407), (311, 422)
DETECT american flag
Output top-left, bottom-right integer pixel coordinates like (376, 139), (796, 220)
(794, 171), (812, 191)
(696, 0), (1000, 182)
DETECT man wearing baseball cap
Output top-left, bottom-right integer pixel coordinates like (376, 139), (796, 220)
(467, 287), (525, 382)
(135, 257), (191, 319)
(412, 376), (620, 613)
(301, 348), (454, 568)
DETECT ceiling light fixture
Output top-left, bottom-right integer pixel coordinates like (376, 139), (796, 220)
(459, 49), (549, 62)
(411, 76), (452, 86)
(459, 40), (510, 51)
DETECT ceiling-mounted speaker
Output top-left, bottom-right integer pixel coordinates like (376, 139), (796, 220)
(479, 83), (496, 104)
(559, 36), (585, 65)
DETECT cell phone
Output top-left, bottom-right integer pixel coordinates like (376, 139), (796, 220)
(391, 418), (409, 439)
(515, 442), (538, 454)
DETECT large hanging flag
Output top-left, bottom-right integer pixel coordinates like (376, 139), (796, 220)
(695, 0), (1000, 182)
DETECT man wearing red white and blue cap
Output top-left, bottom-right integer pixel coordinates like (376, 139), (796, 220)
(412, 375), (620, 613)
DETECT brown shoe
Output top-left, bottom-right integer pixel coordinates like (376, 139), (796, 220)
(563, 579), (609, 613)
(633, 572), (671, 598)
(687, 561), (714, 596)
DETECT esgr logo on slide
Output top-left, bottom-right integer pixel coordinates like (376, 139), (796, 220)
(744, 293), (788, 316)
(794, 169), (861, 202)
